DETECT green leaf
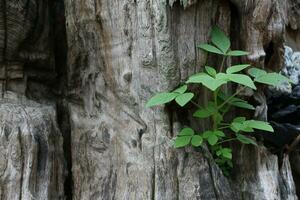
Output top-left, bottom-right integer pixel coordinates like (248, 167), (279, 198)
(219, 93), (255, 110)
(173, 85), (187, 94)
(255, 73), (291, 87)
(198, 44), (224, 55)
(175, 93), (194, 107)
(226, 50), (249, 56)
(207, 134), (219, 145)
(248, 67), (267, 78)
(193, 109), (213, 118)
(193, 103), (216, 118)
(223, 151), (232, 159)
(230, 122), (254, 133)
(226, 74), (257, 89)
(178, 127), (195, 136)
(246, 120), (274, 132)
(205, 66), (217, 77)
(214, 130), (225, 137)
(236, 134), (257, 145)
(187, 73), (213, 83)
(202, 130), (213, 139)
(191, 135), (203, 147)
(211, 26), (230, 53)
(187, 73), (226, 91)
(233, 117), (246, 123)
(174, 136), (192, 148)
(146, 92), (178, 107)
(226, 64), (250, 74)
(221, 148), (232, 159)
(216, 150), (222, 156)
(229, 99), (255, 110)
(215, 112), (223, 125)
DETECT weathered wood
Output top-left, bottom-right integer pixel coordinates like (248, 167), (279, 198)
(0, 0), (298, 199)
(0, 92), (65, 199)
(64, 0), (298, 199)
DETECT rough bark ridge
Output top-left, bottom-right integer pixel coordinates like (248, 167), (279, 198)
(0, 0), (66, 199)
(0, 93), (64, 199)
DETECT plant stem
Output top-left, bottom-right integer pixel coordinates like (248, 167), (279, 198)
(220, 123), (230, 126)
(218, 86), (246, 109)
(219, 56), (227, 73)
(217, 138), (237, 145)
(213, 89), (219, 130)
(218, 126), (230, 130)
(191, 100), (201, 109)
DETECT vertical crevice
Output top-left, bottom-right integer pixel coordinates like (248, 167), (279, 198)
(264, 41), (274, 67)
(2, 0), (7, 96)
(50, 1), (73, 199)
(18, 127), (24, 200)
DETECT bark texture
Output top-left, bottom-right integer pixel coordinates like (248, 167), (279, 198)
(0, 93), (64, 199)
(0, 0), (299, 199)
(63, 0), (298, 199)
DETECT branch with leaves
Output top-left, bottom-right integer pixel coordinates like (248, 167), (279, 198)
(146, 26), (292, 176)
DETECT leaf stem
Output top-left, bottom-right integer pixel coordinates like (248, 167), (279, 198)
(217, 138), (237, 145)
(218, 126), (230, 130)
(191, 100), (201, 109)
(213, 89), (219, 130)
(218, 86), (246, 109)
(219, 56), (227, 73)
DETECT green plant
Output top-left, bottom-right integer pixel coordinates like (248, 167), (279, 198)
(146, 26), (291, 175)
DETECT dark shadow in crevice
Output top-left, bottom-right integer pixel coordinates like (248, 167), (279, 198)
(50, 1), (73, 199)
(264, 41), (274, 67)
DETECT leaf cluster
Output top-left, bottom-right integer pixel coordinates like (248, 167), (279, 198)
(146, 26), (291, 175)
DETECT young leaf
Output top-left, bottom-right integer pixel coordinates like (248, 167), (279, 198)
(229, 99), (255, 110)
(226, 74), (257, 89)
(211, 26), (230, 53)
(226, 64), (250, 74)
(254, 73), (291, 87)
(236, 134), (257, 145)
(215, 113), (223, 125)
(178, 127), (195, 136)
(187, 73), (226, 91)
(230, 122), (254, 133)
(191, 135), (203, 147)
(175, 93), (194, 107)
(246, 120), (274, 132)
(248, 67), (267, 78)
(216, 150), (222, 156)
(205, 66), (217, 77)
(233, 117), (246, 123)
(175, 136), (192, 148)
(221, 148), (232, 159)
(227, 50), (249, 56)
(207, 134), (219, 146)
(187, 73), (213, 83)
(223, 152), (232, 159)
(214, 130), (225, 137)
(202, 131), (213, 139)
(173, 85), (188, 94)
(219, 94), (254, 110)
(146, 92), (178, 107)
(198, 44), (224, 55)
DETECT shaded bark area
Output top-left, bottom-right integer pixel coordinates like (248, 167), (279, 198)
(0, 0), (68, 199)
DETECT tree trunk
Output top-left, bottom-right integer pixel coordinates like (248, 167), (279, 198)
(0, 0), (300, 199)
